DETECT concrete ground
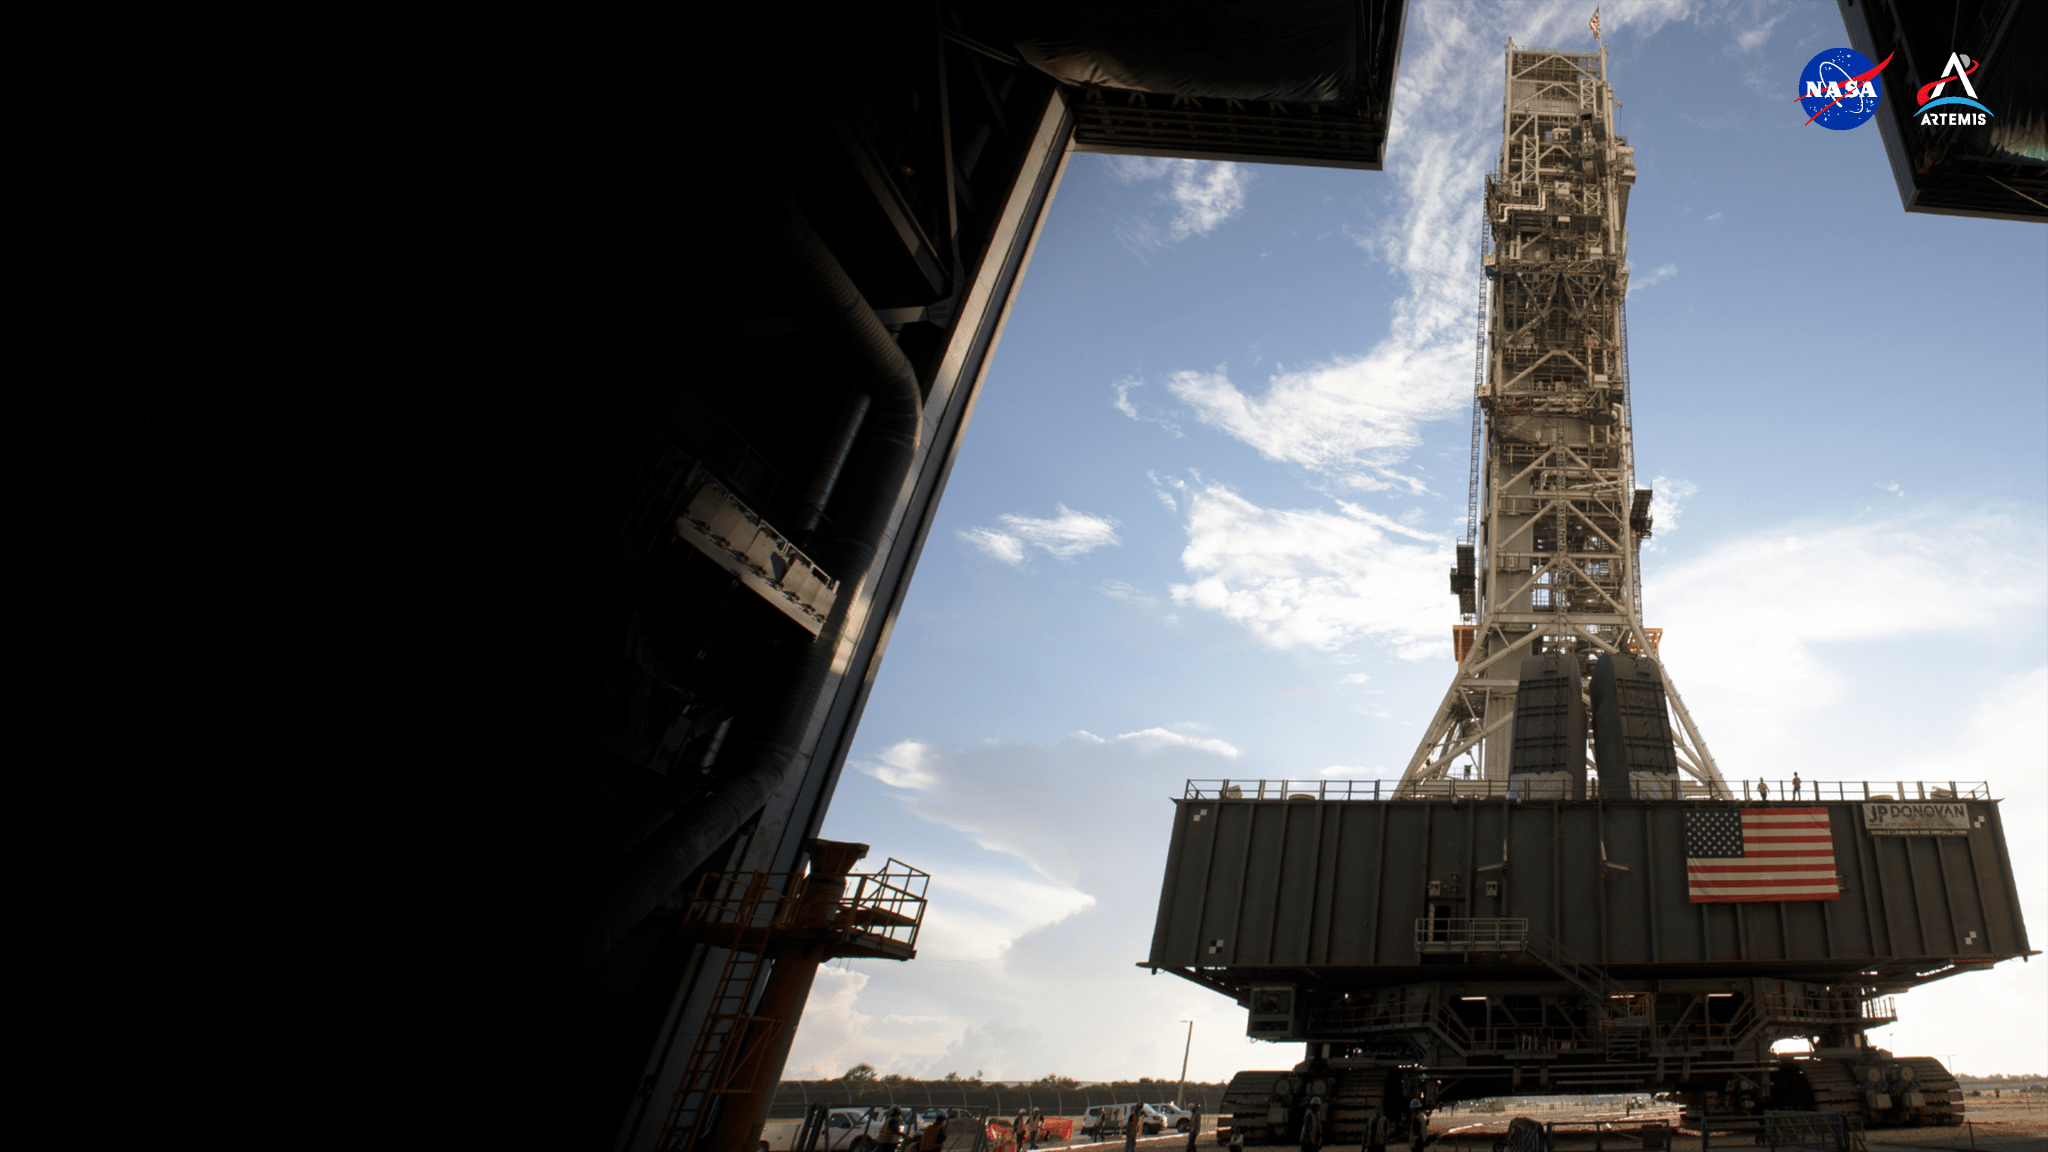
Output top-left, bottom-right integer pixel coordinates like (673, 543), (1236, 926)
(1015, 1100), (2048, 1152)
(1420, 1098), (2048, 1152)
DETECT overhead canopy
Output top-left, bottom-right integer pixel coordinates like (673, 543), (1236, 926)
(1836, 0), (2046, 222)
(980, 0), (1409, 170)
(1013, 0), (1358, 103)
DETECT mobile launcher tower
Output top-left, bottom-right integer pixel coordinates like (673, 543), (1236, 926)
(1142, 42), (2030, 1143)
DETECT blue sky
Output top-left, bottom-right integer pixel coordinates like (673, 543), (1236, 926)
(792, 1), (2048, 1083)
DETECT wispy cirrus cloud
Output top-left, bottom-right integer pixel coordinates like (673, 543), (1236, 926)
(1628, 262), (1680, 293)
(1105, 156), (1251, 250)
(959, 505), (1121, 565)
(1164, 479), (1452, 659)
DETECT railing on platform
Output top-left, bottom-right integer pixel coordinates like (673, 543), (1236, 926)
(1539, 1119), (1677, 1152)
(1182, 779), (1993, 802)
(689, 858), (930, 954)
(1696, 1112), (1862, 1152)
(1415, 917), (1530, 953)
(1758, 986), (1896, 1026)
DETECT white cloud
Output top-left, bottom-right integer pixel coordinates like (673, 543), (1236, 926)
(1646, 508), (2048, 759)
(851, 730), (1240, 890)
(1338, 672), (1373, 685)
(808, 728), (1270, 1081)
(919, 868), (1098, 963)
(1641, 474), (1698, 551)
(1108, 158), (1251, 250)
(1628, 262), (1680, 294)
(1160, 352), (1466, 489)
(866, 740), (941, 790)
(1099, 579), (1157, 606)
(1318, 764), (1393, 778)
(785, 967), (876, 1079)
(1167, 481), (1451, 658)
(1114, 382), (1186, 437)
(959, 505), (1121, 565)
(1112, 727), (1241, 758)
(1730, 5), (1790, 53)
(1705, 212), (1724, 222)
(959, 526), (1027, 565)
(1878, 481), (1904, 496)
(1165, 162), (1249, 239)
(1881, 668), (2047, 1074)
(1111, 380), (1141, 419)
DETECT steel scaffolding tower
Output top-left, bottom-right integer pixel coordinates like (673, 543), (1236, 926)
(1401, 41), (1728, 797)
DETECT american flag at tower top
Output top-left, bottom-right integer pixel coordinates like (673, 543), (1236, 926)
(1685, 808), (1839, 902)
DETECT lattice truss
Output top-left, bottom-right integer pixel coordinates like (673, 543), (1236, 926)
(1401, 43), (1729, 796)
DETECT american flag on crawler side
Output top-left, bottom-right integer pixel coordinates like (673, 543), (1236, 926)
(1686, 808), (1839, 902)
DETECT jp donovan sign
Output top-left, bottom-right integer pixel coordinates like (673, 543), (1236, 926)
(1863, 802), (1971, 836)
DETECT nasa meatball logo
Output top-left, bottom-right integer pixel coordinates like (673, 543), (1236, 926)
(1795, 47), (1891, 130)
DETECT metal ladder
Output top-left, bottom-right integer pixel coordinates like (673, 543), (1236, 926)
(657, 872), (785, 1152)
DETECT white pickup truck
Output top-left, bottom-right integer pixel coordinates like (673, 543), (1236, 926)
(761, 1107), (893, 1152)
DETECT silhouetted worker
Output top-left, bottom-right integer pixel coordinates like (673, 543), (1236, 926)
(1016, 1110), (1030, 1152)
(1791, 772), (1802, 799)
(1299, 1096), (1325, 1152)
(1186, 1106), (1202, 1152)
(1758, 778), (1770, 801)
(1028, 1109), (1043, 1149)
(1362, 1107), (1390, 1152)
(880, 1108), (905, 1152)
(1125, 1106), (1142, 1152)
(920, 1113), (949, 1152)
(1405, 1099), (1430, 1150)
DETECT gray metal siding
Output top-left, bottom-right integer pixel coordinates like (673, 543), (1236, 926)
(1147, 798), (2028, 972)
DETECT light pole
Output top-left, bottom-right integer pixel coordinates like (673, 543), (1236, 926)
(1177, 1021), (1195, 1109)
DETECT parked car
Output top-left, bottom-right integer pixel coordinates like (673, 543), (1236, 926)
(1146, 1104), (1194, 1133)
(1080, 1104), (1164, 1138)
(911, 1108), (983, 1145)
(762, 1107), (895, 1152)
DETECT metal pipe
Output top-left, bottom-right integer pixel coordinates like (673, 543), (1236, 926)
(574, 193), (923, 972)
(795, 391), (871, 534)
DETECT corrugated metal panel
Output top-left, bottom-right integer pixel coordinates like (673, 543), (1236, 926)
(1146, 799), (2029, 977)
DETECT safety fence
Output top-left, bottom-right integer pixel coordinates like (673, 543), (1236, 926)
(1182, 779), (1992, 802)
(766, 1084), (1227, 1121)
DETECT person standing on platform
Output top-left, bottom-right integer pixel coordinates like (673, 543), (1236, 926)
(1791, 773), (1802, 799)
(1758, 778), (1770, 801)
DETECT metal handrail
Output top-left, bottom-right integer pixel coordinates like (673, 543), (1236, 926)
(1183, 779), (1994, 801)
(688, 860), (931, 953)
(1414, 917), (1530, 953)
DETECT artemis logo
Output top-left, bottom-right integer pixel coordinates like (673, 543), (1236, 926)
(1915, 52), (1995, 126)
